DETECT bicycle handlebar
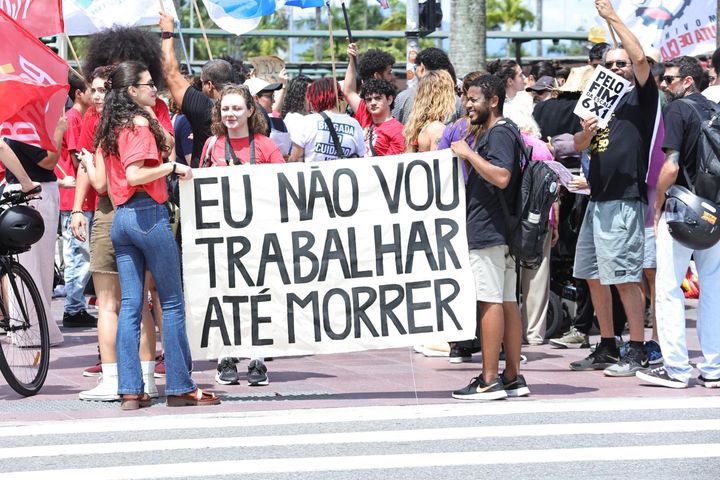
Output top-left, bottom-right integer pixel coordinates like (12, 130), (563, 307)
(0, 185), (42, 207)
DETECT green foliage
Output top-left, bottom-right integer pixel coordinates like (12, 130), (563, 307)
(487, 0), (535, 31)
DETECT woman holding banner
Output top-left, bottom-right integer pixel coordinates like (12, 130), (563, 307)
(93, 61), (219, 409)
(199, 84), (283, 387)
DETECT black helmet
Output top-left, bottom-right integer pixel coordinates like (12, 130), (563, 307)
(0, 205), (45, 250)
(665, 185), (720, 250)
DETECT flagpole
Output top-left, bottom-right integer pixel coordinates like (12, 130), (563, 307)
(176, 22), (194, 75)
(63, 34), (84, 80)
(191, 0), (214, 60)
(326, 1), (340, 112)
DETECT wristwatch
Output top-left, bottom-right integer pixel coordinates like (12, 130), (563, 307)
(161, 31), (174, 39)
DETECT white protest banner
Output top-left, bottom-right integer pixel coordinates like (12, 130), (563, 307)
(606, 1), (715, 61)
(249, 55), (285, 84)
(180, 150), (476, 360)
(63, 0), (178, 36)
(573, 66), (630, 130)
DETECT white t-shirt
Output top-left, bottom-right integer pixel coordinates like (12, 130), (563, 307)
(290, 111), (365, 162)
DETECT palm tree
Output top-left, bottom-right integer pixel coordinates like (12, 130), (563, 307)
(487, 0), (535, 57)
(449, 0), (487, 77)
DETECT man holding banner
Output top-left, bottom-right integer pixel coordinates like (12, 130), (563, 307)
(570, 0), (659, 377)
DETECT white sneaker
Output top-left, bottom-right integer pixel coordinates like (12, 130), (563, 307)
(79, 375), (119, 401)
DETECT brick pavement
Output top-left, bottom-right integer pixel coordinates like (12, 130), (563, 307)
(0, 297), (714, 422)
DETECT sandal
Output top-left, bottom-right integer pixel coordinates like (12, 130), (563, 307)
(167, 388), (221, 407)
(121, 393), (152, 411)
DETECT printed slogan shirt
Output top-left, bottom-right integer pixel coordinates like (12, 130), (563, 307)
(290, 111), (365, 162)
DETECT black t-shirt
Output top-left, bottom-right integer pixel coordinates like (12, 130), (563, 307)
(466, 119), (521, 250)
(2, 138), (56, 183)
(662, 93), (714, 189)
(533, 94), (583, 140)
(181, 87), (214, 168)
(587, 75), (659, 202)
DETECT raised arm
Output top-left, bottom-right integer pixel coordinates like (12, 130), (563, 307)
(0, 139), (38, 192)
(159, 11), (191, 110)
(596, 0), (650, 86)
(343, 43), (362, 112)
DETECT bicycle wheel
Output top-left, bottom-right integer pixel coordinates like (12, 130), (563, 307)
(0, 259), (50, 396)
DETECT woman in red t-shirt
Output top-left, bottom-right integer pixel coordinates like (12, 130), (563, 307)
(199, 84), (283, 387)
(94, 61), (219, 409)
(200, 85), (285, 166)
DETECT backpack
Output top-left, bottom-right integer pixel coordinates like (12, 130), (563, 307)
(483, 120), (560, 269)
(679, 98), (720, 204)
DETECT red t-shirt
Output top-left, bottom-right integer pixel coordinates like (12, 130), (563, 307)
(105, 125), (168, 206)
(57, 107), (95, 211)
(354, 100), (405, 157)
(199, 134), (285, 167)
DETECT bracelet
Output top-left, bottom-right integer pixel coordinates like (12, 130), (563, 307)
(71, 210), (84, 215)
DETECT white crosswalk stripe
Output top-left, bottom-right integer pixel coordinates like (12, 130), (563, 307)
(2, 396), (720, 479)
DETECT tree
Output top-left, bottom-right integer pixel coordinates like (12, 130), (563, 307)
(487, 0), (535, 57)
(449, 0), (487, 77)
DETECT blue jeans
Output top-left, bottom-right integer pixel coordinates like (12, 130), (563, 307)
(61, 211), (93, 314)
(111, 198), (195, 396)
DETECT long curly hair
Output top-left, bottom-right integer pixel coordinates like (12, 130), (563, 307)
(95, 62), (169, 157)
(210, 85), (268, 137)
(281, 75), (312, 117)
(403, 70), (456, 151)
(82, 26), (164, 90)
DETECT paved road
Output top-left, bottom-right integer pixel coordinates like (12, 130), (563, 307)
(1, 396), (719, 479)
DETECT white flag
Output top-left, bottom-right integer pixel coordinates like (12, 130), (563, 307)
(201, 0), (263, 36)
(63, 0), (179, 36)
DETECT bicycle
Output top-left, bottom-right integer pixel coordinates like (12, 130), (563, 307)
(0, 186), (49, 396)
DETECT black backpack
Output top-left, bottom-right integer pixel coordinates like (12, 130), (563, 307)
(679, 98), (720, 204)
(484, 121), (560, 269)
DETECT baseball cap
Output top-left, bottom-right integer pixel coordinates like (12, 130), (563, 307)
(244, 77), (282, 96)
(526, 76), (555, 92)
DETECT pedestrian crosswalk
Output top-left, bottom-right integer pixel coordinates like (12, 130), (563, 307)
(2, 396), (720, 479)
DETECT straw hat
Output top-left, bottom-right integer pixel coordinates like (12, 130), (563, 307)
(555, 65), (595, 93)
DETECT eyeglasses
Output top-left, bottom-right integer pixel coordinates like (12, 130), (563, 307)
(661, 75), (682, 84)
(604, 60), (630, 69)
(134, 81), (157, 89)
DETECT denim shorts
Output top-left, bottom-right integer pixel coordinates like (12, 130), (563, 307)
(573, 199), (645, 284)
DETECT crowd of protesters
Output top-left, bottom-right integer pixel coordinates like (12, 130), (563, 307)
(1, 0), (719, 409)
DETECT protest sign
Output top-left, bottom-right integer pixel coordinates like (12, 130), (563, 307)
(180, 150), (477, 360)
(573, 66), (630, 130)
(249, 56), (285, 84)
(608, 1), (715, 61)
(0, 0), (63, 37)
(0, 10), (68, 151)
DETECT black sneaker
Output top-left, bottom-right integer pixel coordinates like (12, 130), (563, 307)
(62, 310), (97, 328)
(215, 357), (239, 385)
(452, 376), (508, 400)
(604, 344), (648, 377)
(569, 344), (620, 371)
(501, 372), (531, 397)
(698, 375), (720, 388)
(449, 345), (478, 364)
(247, 359), (269, 386)
(636, 366), (688, 388)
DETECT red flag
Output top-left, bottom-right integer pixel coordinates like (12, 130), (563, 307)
(0, 0), (63, 37)
(0, 10), (68, 152)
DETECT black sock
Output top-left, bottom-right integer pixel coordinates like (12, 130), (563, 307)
(629, 340), (644, 351)
(600, 337), (618, 352)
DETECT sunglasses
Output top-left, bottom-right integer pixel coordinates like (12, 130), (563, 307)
(661, 75), (682, 84)
(604, 60), (630, 69)
(134, 81), (157, 89)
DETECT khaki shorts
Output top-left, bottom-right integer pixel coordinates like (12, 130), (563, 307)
(469, 245), (517, 303)
(90, 195), (118, 274)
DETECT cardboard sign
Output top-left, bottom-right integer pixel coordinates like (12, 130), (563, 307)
(179, 150), (477, 360)
(249, 55), (285, 84)
(573, 66), (630, 129)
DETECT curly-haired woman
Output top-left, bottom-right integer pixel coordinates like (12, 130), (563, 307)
(94, 61), (219, 409)
(403, 70), (456, 152)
